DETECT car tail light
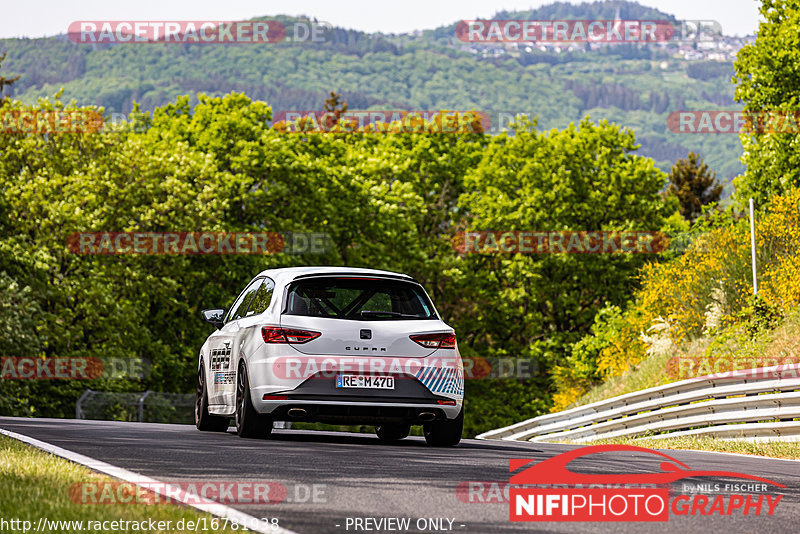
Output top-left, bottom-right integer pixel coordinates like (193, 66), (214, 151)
(409, 332), (456, 349)
(261, 326), (321, 344)
(437, 399), (456, 405)
(262, 394), (288, 400)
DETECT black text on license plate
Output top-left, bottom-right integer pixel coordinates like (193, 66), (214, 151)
(335, 375), (395, 389)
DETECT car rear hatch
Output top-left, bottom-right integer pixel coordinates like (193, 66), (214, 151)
(278, 275), (452, 358)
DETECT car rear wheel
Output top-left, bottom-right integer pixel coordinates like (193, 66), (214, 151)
(423, 408), (463, 446)
(195, 362), (230, 432)
(375, 423), (411, 442)
(235, 362), (272, 439)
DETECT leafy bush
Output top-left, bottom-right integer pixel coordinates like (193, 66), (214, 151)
(554, 188), (800, 410)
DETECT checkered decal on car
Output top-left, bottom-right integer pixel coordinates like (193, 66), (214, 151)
(210, 346), (231, 371)
(415, 364), (464, 396)
(214, 371), (234, 385)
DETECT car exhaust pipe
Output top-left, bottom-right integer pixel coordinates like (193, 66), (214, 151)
(287, 408), (308, 419)
(418, 411), (436, 422)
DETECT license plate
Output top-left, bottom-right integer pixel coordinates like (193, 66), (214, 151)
(335, 374), (395, 390)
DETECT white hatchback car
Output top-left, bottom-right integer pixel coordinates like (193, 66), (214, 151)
(195, 266), (464, 446)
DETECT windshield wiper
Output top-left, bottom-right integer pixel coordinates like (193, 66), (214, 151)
(359, 310), (423, 318)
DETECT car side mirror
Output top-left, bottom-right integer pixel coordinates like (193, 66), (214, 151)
(201, 309), (226, 329)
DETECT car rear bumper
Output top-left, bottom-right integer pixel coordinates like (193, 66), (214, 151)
(247, 354), (464, 423)
(255, 398), (461, 424)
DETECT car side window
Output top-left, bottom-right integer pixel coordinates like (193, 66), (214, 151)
(245, 278), (275, 317)
(225, 278), (263, 323)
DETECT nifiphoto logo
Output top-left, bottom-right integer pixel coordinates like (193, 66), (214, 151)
(507, 446), (784, 523)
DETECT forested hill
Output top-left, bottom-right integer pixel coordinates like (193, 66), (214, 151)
(428, 0), (677, 39)
(0, 0), (745, 180)
(499, 0), (675, 19)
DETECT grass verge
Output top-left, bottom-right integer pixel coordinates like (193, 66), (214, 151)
(0, 434), (251, 533)
(582, 435), (800, 460)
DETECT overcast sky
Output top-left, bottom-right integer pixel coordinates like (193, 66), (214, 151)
(0, 0), (762, 39)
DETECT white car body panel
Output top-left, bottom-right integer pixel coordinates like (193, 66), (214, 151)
(198, 267), (464, 424)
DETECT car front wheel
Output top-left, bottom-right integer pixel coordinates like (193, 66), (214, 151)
(423, 408), (463, 446)
(235, 362), (272, 439)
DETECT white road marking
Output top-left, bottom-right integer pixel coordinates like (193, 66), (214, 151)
(0, 427), (299, 534)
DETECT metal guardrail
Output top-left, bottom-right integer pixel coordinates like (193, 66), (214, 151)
(75, 390), (291, 428)
(476, 364), (800, 443)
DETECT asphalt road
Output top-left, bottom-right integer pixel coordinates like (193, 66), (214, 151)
(1, 416), (798, 534)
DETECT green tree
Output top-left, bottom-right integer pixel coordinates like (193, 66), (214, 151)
(733, 0), (800, 206)
(0, 95), (243, 413)
(0, 52), (20, 102)
(323, 91), (348, 120)
(0, 91), (676, 437)
(0, 93), (481, 417)
(667, 152), (723, 221)
(457, 117), (671, 386)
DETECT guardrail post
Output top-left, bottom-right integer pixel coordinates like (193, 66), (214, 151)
(137, 390), (152, 422)
(75, 389), (94, 419)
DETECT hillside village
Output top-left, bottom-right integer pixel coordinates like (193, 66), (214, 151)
(454, 16), (754, 62)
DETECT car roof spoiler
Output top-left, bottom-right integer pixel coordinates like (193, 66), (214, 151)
(291, 272), (416, 282)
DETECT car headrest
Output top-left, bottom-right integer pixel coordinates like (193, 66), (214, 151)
(289, 292), (309, 315)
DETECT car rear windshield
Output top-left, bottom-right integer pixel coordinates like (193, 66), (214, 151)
(284, 277), (437, 320)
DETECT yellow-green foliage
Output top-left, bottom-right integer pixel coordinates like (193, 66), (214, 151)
(758, 191), (800, 310)
(553, 189), (800, 411)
